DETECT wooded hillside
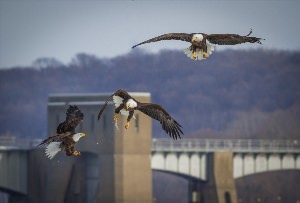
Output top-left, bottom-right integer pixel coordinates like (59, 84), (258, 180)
(1, 49), (299, 139)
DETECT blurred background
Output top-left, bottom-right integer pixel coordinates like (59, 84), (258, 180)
(0, 0), (300, 202)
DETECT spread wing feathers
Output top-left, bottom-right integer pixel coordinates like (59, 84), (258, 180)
(137, 103), (183, 140)
(206, 30), (264, 45)
(132, 33), (192, 48)
(45, 142), (61, 159)
(56, 105), (84, 134)
(97, 89), (131, 120)
(38, 133), (71, 147)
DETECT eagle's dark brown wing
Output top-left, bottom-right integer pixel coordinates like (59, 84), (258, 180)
(114, 89), (132, 100)
(38, 132), (71, 147)
(56, 105), (84, 134)
(97, 89), (131, 120)
(137, 103), (183, 140)
(206, 30), (264, 45)
(132, 33), (193, 48)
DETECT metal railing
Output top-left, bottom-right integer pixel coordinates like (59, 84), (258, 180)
(152, 138), (300, 153)
(1, 136), (300, 153)
(0, 136), (41, 149)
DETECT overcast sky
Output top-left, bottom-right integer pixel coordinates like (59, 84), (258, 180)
(0, 0), (299, 68)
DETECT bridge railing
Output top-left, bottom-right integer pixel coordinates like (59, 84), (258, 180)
(0, 136), (40, 149)
(1, 136), (300, 153)
(152, 138), (300, 153)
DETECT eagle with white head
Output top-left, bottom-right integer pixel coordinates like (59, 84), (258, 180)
(38, 105), (86, 159)
(97, 89), (183, 140)
(39, 132), (86, 159)
(132, 29), (264, 60)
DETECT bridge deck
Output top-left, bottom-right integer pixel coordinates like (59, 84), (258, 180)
(152, 138), (300, 153)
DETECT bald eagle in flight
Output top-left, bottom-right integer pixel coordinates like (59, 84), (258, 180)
(132, 29), (264, 60)
(38, 105), (86, 159)
(97, 89), (183, 140)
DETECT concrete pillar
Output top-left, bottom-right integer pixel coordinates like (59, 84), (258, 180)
(202, 152), (238, 203)
(188, 180), (202, 203)
(95, 94), (153, 203)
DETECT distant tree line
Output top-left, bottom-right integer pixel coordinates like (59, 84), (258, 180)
(0, 49), (300, 139)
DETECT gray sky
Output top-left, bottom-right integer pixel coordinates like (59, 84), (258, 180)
(0, 0), (300, 68)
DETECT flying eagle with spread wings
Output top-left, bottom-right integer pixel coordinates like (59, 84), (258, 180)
(132, 29), (264, 60)
(97, 89), (183, 140)
(38, 105), (86, 159)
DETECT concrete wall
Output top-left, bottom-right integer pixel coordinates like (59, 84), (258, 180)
(95, 94), (153, 203)
(27, 148), (88, 203)
(203, 152), (238, 203)
(0, 150), (27, 195)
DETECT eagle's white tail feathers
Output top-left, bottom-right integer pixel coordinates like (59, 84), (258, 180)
(184, 44), (215, 60)
(45, 142), (61, 159)
(206, 43), (215, 55)
(120, 109), (129, 116)
(114, 111), (136, 129)
(119, 109), (136, 119)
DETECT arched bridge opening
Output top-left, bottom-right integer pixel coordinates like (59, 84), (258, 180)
(233, 152), (300, 178)
(152, 169), (206, 203)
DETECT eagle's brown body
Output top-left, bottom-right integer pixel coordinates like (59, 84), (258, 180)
(189, 40), (208, 53)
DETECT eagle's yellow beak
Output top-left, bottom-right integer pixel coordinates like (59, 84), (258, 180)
(81, 133), (86, 137)
(192, 37), (196, 42)
(126, 103), (130, 110)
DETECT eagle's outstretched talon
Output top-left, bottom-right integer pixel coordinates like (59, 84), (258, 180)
(73, 151), (81, 156)
(203, 52), (207, 58)
(125, 122), (130, 129)
(192, 52), (197, 59)
(114, 114), (119, 122)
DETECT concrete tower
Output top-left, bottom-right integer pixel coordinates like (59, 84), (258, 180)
(28, 92), (152, 203)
